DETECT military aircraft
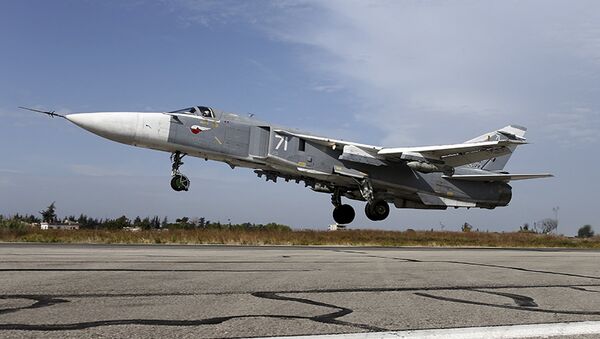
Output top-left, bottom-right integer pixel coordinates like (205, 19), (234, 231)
(21, 105), (552, 224)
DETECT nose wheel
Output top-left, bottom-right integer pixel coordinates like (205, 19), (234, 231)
(170, 174), (190, 192)
(170, 151), (190, 192)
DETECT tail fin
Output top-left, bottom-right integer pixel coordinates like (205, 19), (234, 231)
(464, 125), (527, 171)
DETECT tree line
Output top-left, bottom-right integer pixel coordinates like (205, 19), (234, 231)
(0, 202), (594, 236)
(0, 202), (291, 231)
(0, 213), (292, 232)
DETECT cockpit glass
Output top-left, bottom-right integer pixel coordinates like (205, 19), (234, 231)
(169, 106), (214, 118)
(169, 107), (194, 114)
(197, 106), (213, 118)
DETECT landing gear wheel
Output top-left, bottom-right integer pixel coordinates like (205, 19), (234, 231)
(333, 204), (355, 224)
(170, 174), (190, 192)
(170, 151), (190, 192)
(365, 200), (390, 221)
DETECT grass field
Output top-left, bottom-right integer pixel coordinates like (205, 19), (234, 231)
(1, 228), (599, 248)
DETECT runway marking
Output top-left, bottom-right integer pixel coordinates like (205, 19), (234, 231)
(265, 321), (600, 338)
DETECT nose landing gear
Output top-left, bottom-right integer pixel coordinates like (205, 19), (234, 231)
(170, 151), (190, 192)
(170, 174), (190, 192)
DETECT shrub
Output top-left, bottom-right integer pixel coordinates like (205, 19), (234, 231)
(461, 223), (473, 232)
(577, 225), (594, 238)
(0, 219), (29, 230)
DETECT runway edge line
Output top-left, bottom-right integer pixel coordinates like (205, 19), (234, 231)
(264, 321), (600, 339)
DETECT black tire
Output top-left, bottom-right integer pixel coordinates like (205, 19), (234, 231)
(365, 200), (390, 221)
(170, 176), (180, 191)
(170, 174), (190, 192)
(365, 203), (377, 221)
(333, 204), (355, 224)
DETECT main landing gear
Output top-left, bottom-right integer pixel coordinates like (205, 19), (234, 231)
(170, 151), (190, 192)
(331, 189), (355, 225)
(365, 200), (390, 221)
(330, 179), (391, 224)
(358, 178), (390, 221)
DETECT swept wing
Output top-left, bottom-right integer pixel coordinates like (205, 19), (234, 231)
(377, 139), (526, 167)
(273, 129), (381, 151)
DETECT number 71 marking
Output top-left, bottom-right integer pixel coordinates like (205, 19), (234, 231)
(274, 134), (289, 151)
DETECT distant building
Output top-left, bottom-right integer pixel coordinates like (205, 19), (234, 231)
(328, 224), (346, 231)
(40, 219), (80, 230)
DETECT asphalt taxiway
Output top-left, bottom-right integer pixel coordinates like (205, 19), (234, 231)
(1, 244), (600, 338)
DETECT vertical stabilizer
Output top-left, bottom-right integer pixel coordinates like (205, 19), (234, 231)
(464, 125), (527, 171)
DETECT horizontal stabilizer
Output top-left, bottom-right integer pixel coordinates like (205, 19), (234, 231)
(443, 173), (554, 182)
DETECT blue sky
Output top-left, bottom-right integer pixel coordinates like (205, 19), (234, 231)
(1, 1), (598, 234)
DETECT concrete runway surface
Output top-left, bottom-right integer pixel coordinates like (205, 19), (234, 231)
(1, 244), (600, 338)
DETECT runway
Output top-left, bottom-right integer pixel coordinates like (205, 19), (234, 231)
(1, 244), (600, 338)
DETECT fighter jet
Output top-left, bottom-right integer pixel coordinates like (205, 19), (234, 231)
(21, 105), (552, 224)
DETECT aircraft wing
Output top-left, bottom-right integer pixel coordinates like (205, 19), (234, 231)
(442, 173), (554, 182)
(378, 139), (526, 167)
(274, 129), (381, 151)
(275, 129), (387, 166)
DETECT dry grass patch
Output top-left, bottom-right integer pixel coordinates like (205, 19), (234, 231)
(1, 228), (600, 248)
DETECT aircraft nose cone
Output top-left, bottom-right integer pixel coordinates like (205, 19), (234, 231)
(66, 112), (139, 144)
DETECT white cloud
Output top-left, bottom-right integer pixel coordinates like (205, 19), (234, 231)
(170, 0), (277, 27)
(311, 84), (344, 93)
(174, 0), (600, 145)
(198, 0), (600, 146)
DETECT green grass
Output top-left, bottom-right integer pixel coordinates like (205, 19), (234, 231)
(1, 228), (599, 248)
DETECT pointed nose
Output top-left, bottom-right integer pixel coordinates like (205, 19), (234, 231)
(66, 112), (140, 144)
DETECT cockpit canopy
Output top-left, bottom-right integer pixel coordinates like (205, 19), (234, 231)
(169, 106), (215, 118)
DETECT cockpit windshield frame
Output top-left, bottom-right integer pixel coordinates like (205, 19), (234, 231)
(169, 106), (215, 119)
